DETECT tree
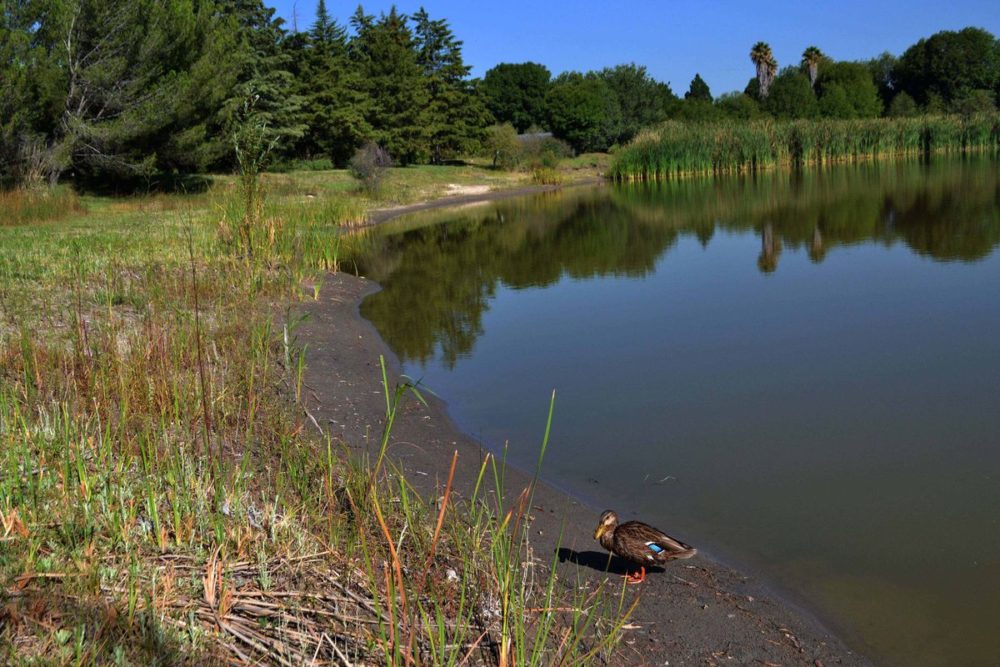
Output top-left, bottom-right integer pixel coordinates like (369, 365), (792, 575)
(412, 8), (489, 163)
(217, 0), (306, 164)
(545, 72), (622, 153)
(684, 74), (712, 101)
(716, 92), (762, 120)
(816, 62), (882, 118)
(765, 69), (818, 119)
(801, 46), (825, 88)
(598, 63), (676, 144)
(952, 89), (997, 116)
(750, 41), (778, 98)
(46, 0), (242, 185)
(350, 7), (429, 164)
(284, 1), (370, 165)
(866, 52), (898, 110)
(887, 91), (919, 117)
(480, 62), (551, 132)
(818, 84), (855, 118)
(895, 27), (1000, 107)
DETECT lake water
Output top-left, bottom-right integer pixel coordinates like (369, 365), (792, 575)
(356, 157), (1000, 666)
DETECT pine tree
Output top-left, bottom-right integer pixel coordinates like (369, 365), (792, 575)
(286, 0), (370, 164)
(217, 0), (306, 165)
(350, 8), (429, 164)
(412, 8), (489, 163)
(18, 0), (243, 185)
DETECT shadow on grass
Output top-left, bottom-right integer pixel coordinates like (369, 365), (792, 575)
(556, 548), (665, 577)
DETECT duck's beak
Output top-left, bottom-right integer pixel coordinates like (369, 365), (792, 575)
(593, 524), (606, 540)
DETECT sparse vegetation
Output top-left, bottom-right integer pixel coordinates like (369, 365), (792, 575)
(0, 167), (630, 665)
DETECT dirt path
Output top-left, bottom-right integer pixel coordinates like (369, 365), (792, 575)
(298, 272), (870, 666)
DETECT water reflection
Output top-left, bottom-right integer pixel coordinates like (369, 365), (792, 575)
(359, 158), (1000, 367)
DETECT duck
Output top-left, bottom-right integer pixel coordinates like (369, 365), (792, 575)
(593, 509), (697, 584)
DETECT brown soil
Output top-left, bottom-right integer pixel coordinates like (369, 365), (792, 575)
(297, 271), (871, 667)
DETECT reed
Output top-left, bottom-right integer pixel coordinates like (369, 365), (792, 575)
(610, 114), (1000, 181)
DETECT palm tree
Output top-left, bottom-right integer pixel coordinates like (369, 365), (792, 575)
(801, 46), (824, 88)
(750, 42), (777, 98)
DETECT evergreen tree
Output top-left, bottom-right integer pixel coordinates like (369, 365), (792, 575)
(685, 74), (713, 101)
(412, 8), (489, 163)
(350, 7), (429, 164)
(285, 1), (370, 165)
(22, 0), (242, 185)
(217, 0), (306, 164)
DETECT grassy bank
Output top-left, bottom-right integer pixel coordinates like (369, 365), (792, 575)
(610, 114), (1000, 180)
(0, 168), (629, 664)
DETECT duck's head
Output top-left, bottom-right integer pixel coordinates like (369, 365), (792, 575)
(593, 510), (619, 540)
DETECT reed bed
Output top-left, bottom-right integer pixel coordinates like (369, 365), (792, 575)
(610, 114), (1000, 180)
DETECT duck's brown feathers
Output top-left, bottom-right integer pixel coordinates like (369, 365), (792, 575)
(595, 511), (696, 566)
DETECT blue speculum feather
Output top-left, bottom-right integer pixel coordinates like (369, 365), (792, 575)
(647, 543), (663, 553)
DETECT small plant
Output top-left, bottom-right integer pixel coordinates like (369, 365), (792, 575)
(349, 142), (393, 195)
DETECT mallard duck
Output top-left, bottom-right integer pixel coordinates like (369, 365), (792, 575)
(593, 510), (697, 584)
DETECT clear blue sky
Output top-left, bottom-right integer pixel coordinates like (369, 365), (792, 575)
(268, 1), (1000, 95)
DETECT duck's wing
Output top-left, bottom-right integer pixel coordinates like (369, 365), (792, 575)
(618, 521), (697, 562)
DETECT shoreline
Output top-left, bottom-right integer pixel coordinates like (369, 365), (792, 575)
(298, 264), (870, 665)
(302, 181), (870, 664)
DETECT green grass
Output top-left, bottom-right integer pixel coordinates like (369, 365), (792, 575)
(0, 167), (630, 665)
(610, 114), (1000, 180)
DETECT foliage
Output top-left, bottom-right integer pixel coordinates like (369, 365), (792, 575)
(685, 74), (713, 101)
(599, 63), (677, 144)
(284, 3), (370, 166)
(816, 61), (882, 118)
(413, 8), (490, 163)
(349, 142), (393, 193)
(765, 69), (819, 119)
(952, 89), (997, 116)
(895, 27), (1000, 107)
(480, 62), (552, 132)
(545, 72), (623, 153)
(485, 123), (521, 170)
(716, 92), (763, 120)
(887, 92), (920, 117)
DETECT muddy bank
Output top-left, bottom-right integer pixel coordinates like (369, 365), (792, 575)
(297, 271), (869, 666)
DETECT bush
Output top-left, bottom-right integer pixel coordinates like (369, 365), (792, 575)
(485, 123), (521, 170)
(348, 142), (392, 194)
(519, 135), (572, 169)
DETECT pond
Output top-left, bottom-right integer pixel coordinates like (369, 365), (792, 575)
(356, 156), (1000, 666)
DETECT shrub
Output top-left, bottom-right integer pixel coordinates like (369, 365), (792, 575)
(485, 123), (521, 170)
(348, 142), (392, 194)
(519, 135), (572, 169)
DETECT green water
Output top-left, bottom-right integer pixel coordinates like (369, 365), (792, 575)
(356, 157), (1000, 666)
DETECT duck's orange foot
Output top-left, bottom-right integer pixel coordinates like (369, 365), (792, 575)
(624, 566), (646, 585)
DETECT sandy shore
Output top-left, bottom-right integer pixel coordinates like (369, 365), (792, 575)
(297, 182), (871, 665)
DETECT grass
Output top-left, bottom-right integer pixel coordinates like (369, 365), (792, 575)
(610, 114), (1000, 180)
(0, 165), (631, 665)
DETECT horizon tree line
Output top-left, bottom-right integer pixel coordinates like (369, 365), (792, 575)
(2, 1), (998, 191)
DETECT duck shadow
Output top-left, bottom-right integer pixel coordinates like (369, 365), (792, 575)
(556, 548), (665, 576)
